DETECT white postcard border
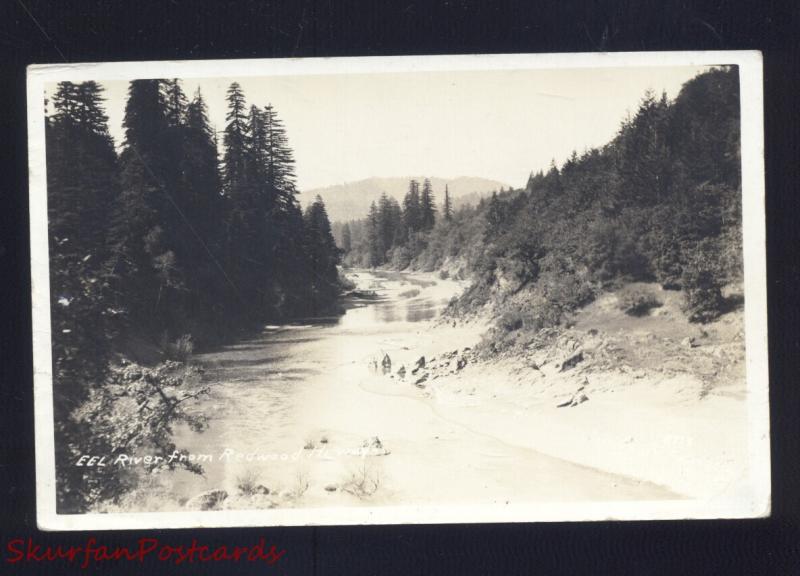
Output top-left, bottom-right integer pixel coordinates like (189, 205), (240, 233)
(27, 50), (769, 531)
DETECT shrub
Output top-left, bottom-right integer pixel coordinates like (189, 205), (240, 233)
(499, 307), (525, 332)
(236, 469), (261, 496)
(68, 360), (209, 511)
(338, 273), (356, 291)
(341, 464), (381, 499)
(681, 249), (725, 323)
(618, 286), (662, 316)
(161, 333), (194, 362)
(497, 297), (562, 334)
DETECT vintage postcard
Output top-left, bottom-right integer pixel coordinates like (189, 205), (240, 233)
(27, 51), (769, 530)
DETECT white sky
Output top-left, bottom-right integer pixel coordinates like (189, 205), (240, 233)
(52, 66), (709, 191)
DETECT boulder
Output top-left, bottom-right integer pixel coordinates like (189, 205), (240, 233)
(456, 357), (468, 370)
(185, 489), (228, 511)
(414, 373), (429, 388)
(559, 350), (584, 372)
(361, 436), (391, 456)
(681, 336), (699, 348)
(557, 390), (590, 408)
(363, 436), (383, 449)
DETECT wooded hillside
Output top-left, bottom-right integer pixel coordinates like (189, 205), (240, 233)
(339, 67), (742, 337)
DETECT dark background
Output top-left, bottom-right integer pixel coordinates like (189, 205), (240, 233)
(1, 1), (798, 574)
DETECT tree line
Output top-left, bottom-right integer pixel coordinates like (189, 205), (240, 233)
(46, 78), (341, 511)
(340, 178), (454, 268)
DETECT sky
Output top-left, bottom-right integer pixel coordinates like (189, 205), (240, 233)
(49, 65), (709, 191)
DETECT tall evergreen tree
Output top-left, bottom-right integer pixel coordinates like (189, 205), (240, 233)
(341, 223), (352, 254)
(366, 201), (383, 267)
(106, 79), (185, 330)
(377, 193), (403, 260)
(485, 190), (504, 238)
(176, 88), (229, 325)
(221, 88), (268, 315)
(443, 184), (453, 221)
(304, 196), (341, 308)
(46, 80), (120, 510)
(615, 90), (672, 206)
(163, 79), (188, 128)
(402, 179), (421, 235)
(420, 178), (437, 230)
(262, 104), (297, 207)
(183, 88), (223, 239)
(222, 82), (249, 196)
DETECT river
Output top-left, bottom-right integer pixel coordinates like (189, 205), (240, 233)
(162, 269), (674, 510)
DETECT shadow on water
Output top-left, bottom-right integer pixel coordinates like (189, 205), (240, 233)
(224, 337), (321, 352)
(206, 355), (296, 369)
(406, 300), (439, 322)
(200, 361), (320, 383)
(375, 303), (398, 323)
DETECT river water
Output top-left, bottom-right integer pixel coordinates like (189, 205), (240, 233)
(167, 270), (456, 504)
(161, 269), (673, 510)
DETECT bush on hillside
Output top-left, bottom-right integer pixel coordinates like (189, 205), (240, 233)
(681, 244), (725, 323)
(617, 286), (662, 316)
(498, 298), (562, 334)
(161, 333), (194, 362)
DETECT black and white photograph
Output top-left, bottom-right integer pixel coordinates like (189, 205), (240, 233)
(27, 52), (769, 530)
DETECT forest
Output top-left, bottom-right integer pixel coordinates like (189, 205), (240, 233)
(338, 66), (743, 345)
(46, 79), (342, 511)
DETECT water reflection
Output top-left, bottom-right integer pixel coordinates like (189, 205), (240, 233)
(405, 300), (438, 322)
(375, 303), (399, 323)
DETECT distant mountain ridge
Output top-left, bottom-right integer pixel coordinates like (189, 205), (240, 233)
(302, 176), (512, 223)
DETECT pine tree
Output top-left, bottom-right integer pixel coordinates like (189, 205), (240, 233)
(49, 81), (118, 255)
(106, 79), (184, 330)
(163, 79), (188, 128)
(304, 196), (340, 308)
(178, 88), (228, 322)
(262, 104), (297, 207)
(402, 179), (421, 235)
(443, 184), (453, 221)
(184, 88), (223, 238)
(258, 103), (307, 316)
(525, 171), (536, 194)
(47, 80), (120, 511)
(222, 82), (249, 196)
(616, 89), (672, 206)
(485, 190), (504, 237)
(341, 223), (352, 253)
(420, 178), (437, 230)
(366, 201), (383, 267)
(377, 193), (403, 260)
(221, 87), (268, 315)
